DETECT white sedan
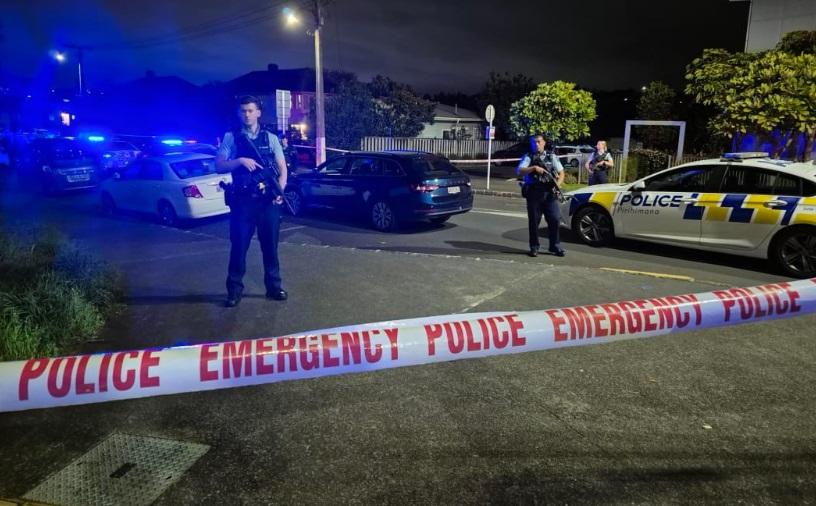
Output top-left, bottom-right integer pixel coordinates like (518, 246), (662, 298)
(99, 153), (232, 226)
(560, 153), (816, 278)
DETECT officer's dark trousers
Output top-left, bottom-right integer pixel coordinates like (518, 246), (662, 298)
(226, 196), (281, 297)
(589, 170), (608, 186)
(525, 185), (561, 251)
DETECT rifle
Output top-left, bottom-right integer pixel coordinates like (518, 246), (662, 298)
(529, 152), (566, 203)
(242, 132), (295, 215)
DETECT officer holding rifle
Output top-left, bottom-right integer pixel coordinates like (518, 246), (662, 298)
(517, 134), (566, 258)
(215, 95), (289, 307)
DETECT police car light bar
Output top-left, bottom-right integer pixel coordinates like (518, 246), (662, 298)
(721, 152), (770, 161)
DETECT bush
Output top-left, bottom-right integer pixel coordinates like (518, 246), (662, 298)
(0, 228), (123, 361)
(625, 148), (671, 181)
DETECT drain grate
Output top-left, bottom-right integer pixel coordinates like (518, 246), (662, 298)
(23, 433), (209, 506)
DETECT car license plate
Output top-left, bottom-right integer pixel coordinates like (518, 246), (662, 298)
(66, 174), (90, 183)
(447, 186), (460, 194)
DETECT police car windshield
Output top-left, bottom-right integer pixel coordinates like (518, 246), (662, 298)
(170, 158), (218, 179)
(411, 155), (459, 176)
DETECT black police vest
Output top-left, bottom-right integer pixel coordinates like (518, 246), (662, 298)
(590, 151), (609, 171)
(527, 151), (557, 188)
(231, 127), (276, 191)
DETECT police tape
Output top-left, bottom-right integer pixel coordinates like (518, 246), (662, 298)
(448, 158), (522, 164)
(1, 278), (814, 412)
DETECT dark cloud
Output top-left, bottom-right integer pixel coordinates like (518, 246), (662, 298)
(2, 0), (748, 92)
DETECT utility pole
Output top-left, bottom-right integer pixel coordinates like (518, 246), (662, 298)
(313, 0), (326, 165)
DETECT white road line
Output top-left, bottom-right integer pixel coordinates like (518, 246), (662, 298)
(280, 225), (307, 232)
(470, 209), (527, 219)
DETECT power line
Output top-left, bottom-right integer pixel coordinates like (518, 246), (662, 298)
(88, 0), (295, 51)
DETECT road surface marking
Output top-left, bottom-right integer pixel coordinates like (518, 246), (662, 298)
(471, 209), (527, 219)
(600, 268), (695, 282)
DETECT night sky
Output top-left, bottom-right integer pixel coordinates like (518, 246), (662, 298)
(3, 0), (750, 94)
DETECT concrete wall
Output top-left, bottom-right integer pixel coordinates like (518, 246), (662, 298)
(745, 0), (816, 52)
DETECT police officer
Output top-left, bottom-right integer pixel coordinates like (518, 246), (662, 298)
(517, 134), (566, 257)
(586, 140), (614, 186)
(215, 95), (288, 307)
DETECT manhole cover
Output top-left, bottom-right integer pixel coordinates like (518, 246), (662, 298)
(23, 433), (209, 506)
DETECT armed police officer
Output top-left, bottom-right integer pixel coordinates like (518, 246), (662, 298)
(586, 139), (614, 186)
(216, 95), (288, 307)
(517, 134), (566, 258)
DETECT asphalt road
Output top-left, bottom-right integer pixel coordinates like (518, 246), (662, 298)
(0, 187), (813, 505)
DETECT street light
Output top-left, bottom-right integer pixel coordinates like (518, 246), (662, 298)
(52, 46), (86, 96)
(284, 2), (326, 165)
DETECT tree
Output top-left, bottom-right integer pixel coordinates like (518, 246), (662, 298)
(476, 72), (536, 140)
(635, 81), (678, 150)
(368, 75), (435, 137)
(776, 30), (816, 55)
(323, 81), (381, 151)
(508, 81), (596, 142)
(686, 48), (816, 160)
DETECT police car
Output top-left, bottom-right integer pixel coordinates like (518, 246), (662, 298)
(560, 153), (816, 278)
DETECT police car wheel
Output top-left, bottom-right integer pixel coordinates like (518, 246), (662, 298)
(285, 189), (302, 216)
(573, 206), (614, 246)
(771, 227), (816, 278)
(157, 200), (178, 227)
(371, 200), (397, 232)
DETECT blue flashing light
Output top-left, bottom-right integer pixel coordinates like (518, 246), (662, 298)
(87, 135), (106, 143)
(102, 153), (113, 158)
(161, 139), (184, 146)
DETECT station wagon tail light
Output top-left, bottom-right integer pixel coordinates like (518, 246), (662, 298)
(183, 185), (204, 198)
(411, 183), (439, 192)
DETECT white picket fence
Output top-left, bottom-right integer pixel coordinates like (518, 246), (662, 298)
(360, 137), (518, 158)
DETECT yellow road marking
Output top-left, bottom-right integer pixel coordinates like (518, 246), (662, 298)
(600, 268), (695, 282)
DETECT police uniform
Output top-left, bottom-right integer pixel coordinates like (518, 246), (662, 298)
(518, 150), (565, 256)
(218, 125), (287, 304)
(588, 150), (613, 186)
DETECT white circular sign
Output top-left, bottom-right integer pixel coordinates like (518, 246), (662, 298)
(485, 104), (495, 123)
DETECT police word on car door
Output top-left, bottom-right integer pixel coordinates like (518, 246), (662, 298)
(616, 165), (723, 245)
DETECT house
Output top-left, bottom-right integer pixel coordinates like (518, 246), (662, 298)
(229, 63), (343, 139)
(418, 104), (484, 140)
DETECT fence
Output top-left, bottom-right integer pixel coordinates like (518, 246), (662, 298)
(360, 137), (518, 159)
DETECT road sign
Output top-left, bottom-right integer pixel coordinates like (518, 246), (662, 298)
(485, 105), (495, 123)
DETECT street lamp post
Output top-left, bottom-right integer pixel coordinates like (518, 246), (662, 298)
(313, 1), (326, 166)
(285, 2), (326, 165)
(53, 45), (87, 96)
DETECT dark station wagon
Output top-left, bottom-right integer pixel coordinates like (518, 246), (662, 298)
(284, 151), (473, 231)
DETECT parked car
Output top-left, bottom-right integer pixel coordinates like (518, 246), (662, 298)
(18, 137), (103, 194)
(491, 142), (528, 166)
(285, 151), (473, 231)
(554, 145), (595, 169)
(98, 153), (231, 226)
(98, 139), (141, 176)
(560, 152), (816, 278)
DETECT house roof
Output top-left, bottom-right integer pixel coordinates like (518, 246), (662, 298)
(433, 104), (482, 122)
(228, 64), (342, 94)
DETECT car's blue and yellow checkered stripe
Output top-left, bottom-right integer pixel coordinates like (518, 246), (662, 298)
(569, 192), (816, 226)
